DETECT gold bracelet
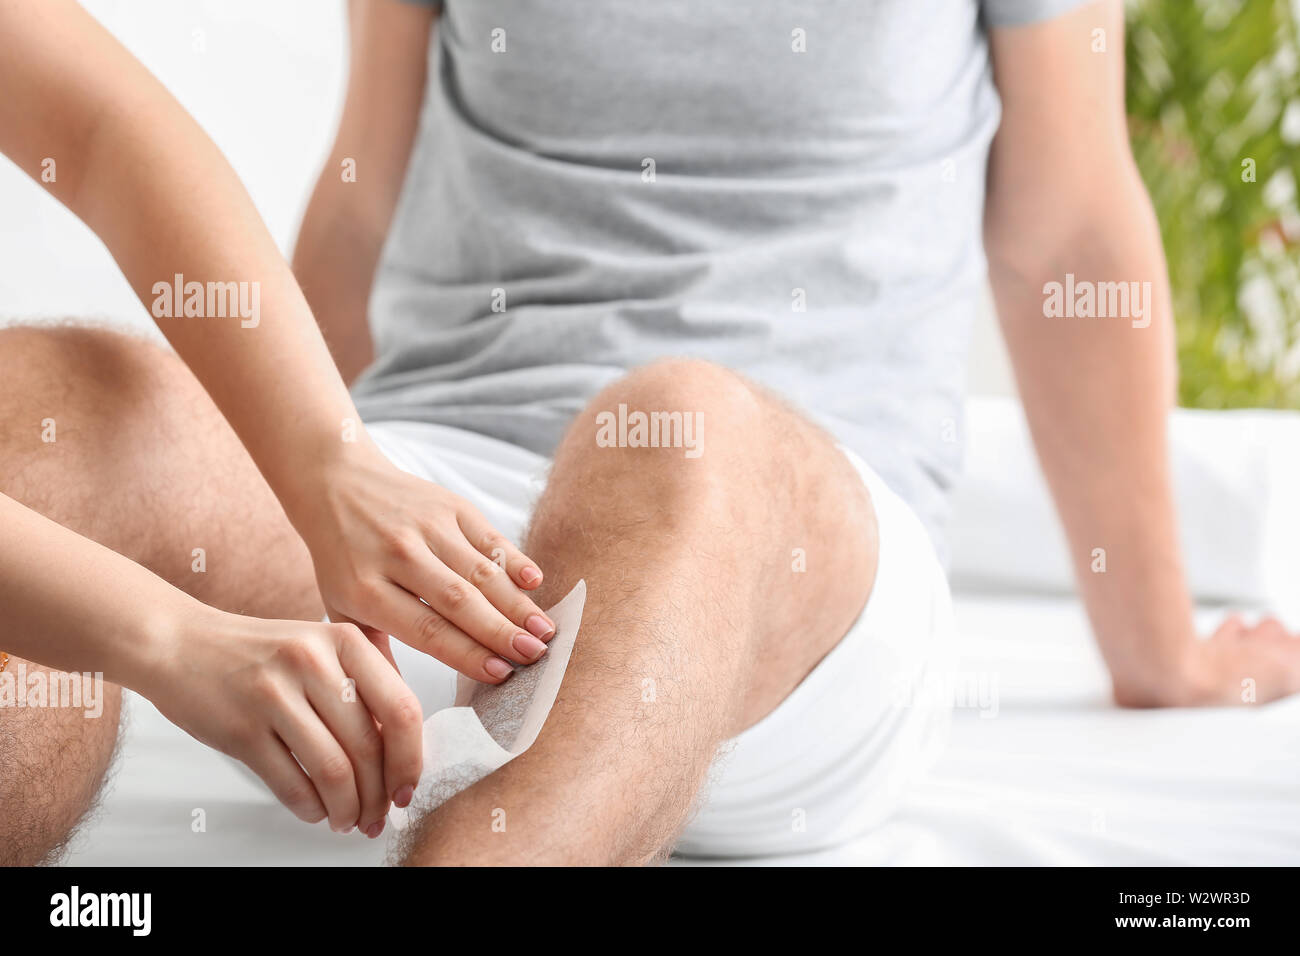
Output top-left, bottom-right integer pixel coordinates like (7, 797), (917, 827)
(0, 651), (8, 674)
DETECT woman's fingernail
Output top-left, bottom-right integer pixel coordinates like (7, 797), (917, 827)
(337, 823), (356, 835)
(512, 633), (548, 661)
(520, 566), (542, 585)
(526, 614), (555, 639)
(366, 820), (385, 839)
(485, 657), (514, 679)
(393, 785), (414, 809)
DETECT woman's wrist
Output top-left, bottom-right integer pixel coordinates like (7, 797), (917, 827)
(114, 587), (219, 701)
(265, 422), (390, 531)
(276, 433), (396, 542)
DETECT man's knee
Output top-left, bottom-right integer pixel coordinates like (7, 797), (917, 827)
(0, 323), (185, 445)
(0, 321), (179, 386)
(607, 357), (758, 406)
(594, 358), (762, 448)
(0, 665), (123, 865)
(533, 359), (769, 558)
(0, 323), (193, 519)
(564, 358), (770, 485)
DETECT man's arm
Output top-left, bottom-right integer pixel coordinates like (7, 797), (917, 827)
(293, 0), (436, 384)
(984, 0), (1300, 706)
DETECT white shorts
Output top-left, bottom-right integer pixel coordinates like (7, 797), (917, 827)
(367, 419), (955, 860)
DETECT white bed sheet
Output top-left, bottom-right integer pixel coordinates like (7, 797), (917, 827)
(61, 593), (1300, 867)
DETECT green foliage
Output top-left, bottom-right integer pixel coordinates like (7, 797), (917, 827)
(1125, 0), (1300, 407)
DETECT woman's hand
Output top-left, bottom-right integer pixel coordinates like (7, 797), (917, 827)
(290, 444), (556, 684)
(140, 602), (424, 838)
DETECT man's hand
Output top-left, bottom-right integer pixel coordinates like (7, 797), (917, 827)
(140, 604), (425, 837)
(1130, 615), (1300, 708)
(291, 445), (556, 684)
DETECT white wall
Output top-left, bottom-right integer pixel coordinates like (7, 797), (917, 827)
(967, 287), (1017, 398)
(0, 0), (1017, 395)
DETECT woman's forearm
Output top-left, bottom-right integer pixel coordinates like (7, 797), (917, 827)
(0, 493), (190, 689)
(71, 52), (371, 523)
(0, 2), (548, 684)
(0, 490), (426, 829)
(0, 0), (376, 528)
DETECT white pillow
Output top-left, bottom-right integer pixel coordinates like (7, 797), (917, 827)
(948, 396), (1300, 616)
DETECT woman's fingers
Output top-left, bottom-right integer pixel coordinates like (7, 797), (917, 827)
(304, 652), (392, 838)
(270, 693), (363, 833)
(392, 555), (550, 669)
(359, 577), (519, 683)
(329, 610), (400, 671)
(240, 734), (328, 825)
(334, 627), (425, 812)
(435, 537), (555, 643)
(456, 509), (545, 591)
(246, 625), (423, 835)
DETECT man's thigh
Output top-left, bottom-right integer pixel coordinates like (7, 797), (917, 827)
(0, 323), (322, 620)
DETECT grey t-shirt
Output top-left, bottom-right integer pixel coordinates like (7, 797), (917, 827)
(352, 0), (1087, 562)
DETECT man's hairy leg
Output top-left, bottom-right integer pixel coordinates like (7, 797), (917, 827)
(0, 323), (322, 862)
(400, 360), (878, 865)
(0, 658), (122, 865)
(0, 324), (323, 619)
